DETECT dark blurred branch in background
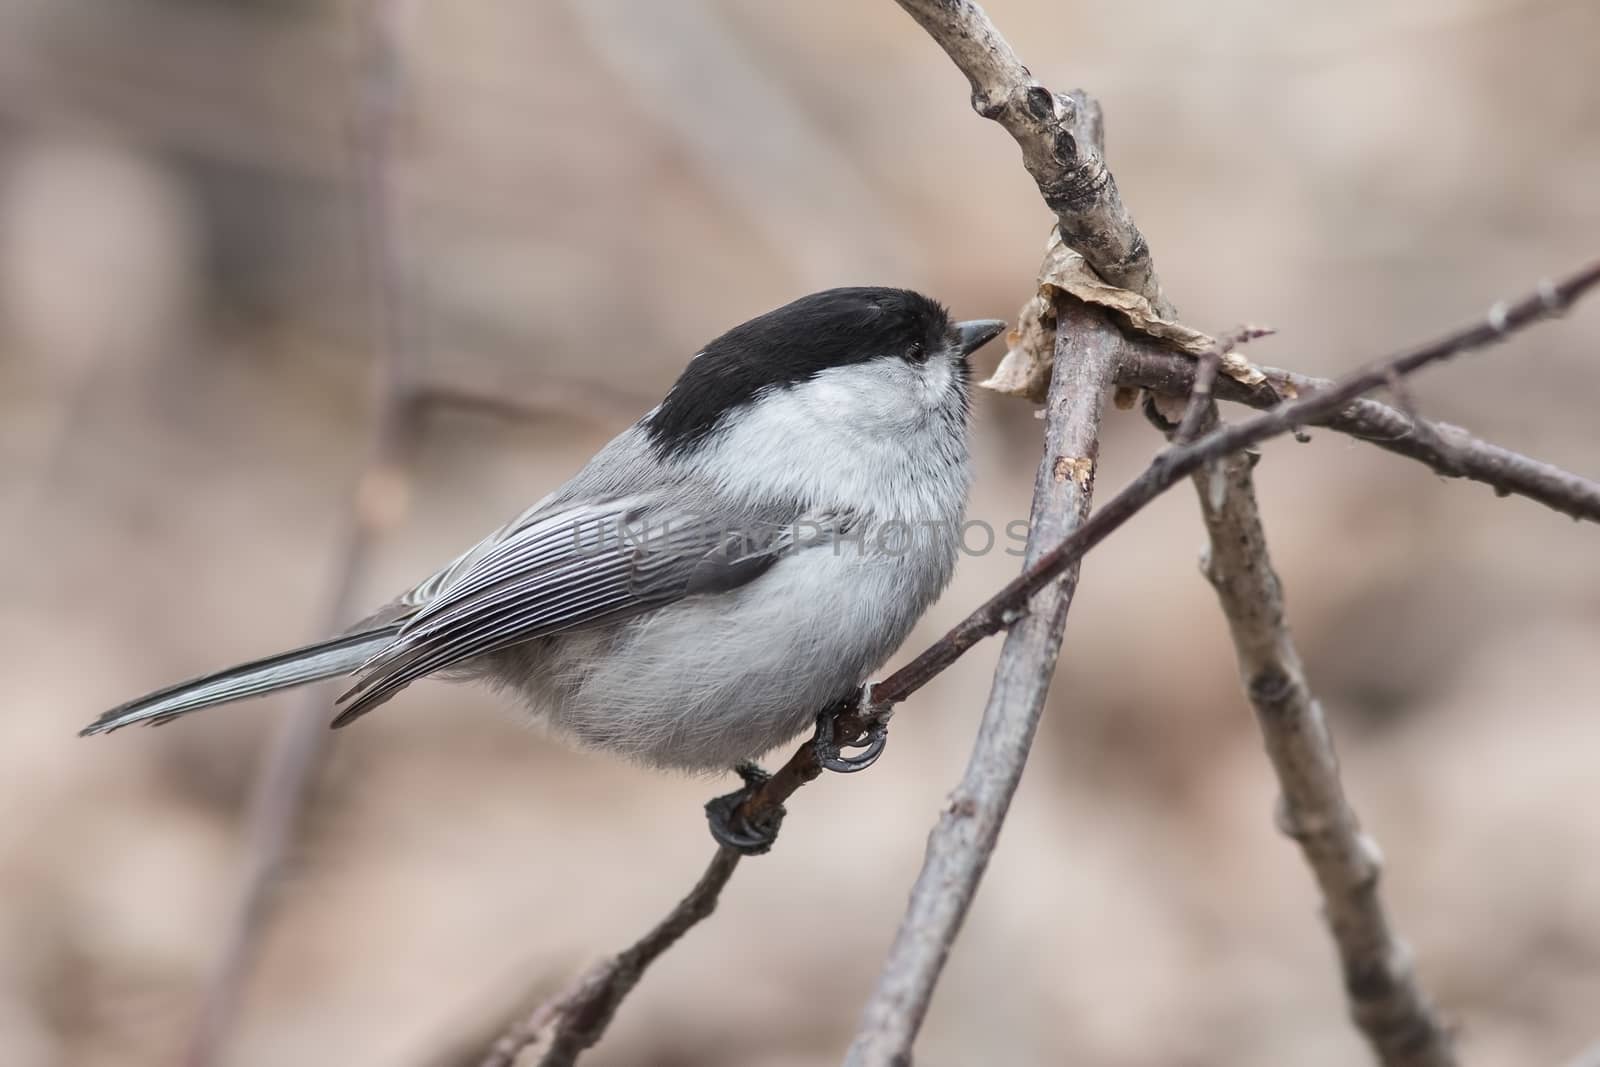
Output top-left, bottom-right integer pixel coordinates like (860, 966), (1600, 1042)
(187, 3), (648, 1063)
(414, 378), (649, 431)
(182, 3), (425, 1064)
(563, 0), (918, 286)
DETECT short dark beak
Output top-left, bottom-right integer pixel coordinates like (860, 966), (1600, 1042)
(954, 319), (1006, 356)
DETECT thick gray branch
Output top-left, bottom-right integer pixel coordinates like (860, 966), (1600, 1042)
(1192, 434), (1457, 1067)
(846, 297), (1119, 1066)
(893, 0), (1169, 312)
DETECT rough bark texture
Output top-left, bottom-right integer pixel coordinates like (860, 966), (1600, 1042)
(893, 0), (1168, 311)
(845, 297), (1119, 1067)
(1117, 345), (1600, 522)
(1193, 441), (1458, 1067)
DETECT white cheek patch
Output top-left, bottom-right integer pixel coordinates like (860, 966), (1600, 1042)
(919, 356), (954, 405)
(797, 360), (909, 426)
(677, 349), (970, 523)
(805, 355), (962, 423)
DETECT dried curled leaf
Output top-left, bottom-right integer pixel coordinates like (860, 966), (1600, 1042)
(981, 230), (1269, 402)
(982, 291), (1056, 400)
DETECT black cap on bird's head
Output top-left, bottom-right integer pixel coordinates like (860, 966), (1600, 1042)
(646, 287), (1005, 457)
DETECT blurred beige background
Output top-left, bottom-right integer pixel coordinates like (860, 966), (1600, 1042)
(2, 1), (1598, 1065)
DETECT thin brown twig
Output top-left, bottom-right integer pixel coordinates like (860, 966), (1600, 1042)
(1172, 348), (1223, 445)
(1115, 345), (1600, 522)
(1172, 325), (1276, 445)
(847, 296), (1119, 1065)
(1380, 366), (1465, 475)
(471, 706), (880, 1064)
(479, 850), (742, 1067)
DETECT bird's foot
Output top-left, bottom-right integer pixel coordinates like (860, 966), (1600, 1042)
(812, 692), (890, 773)
(705, 762), (785, 856)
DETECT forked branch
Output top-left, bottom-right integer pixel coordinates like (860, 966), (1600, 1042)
(1193, 438), (1456, 1066)
(478, 259), (1600, 1065)
(1117, 345), (1600, 522)
(891, 0), (1170, 311)
(465, 2), (1599, 1063)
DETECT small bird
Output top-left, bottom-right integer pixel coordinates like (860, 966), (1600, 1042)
(83, 288), (1003, 844)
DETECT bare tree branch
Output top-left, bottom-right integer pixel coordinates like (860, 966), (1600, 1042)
(478, 850), (742, 1067)
(892, 7), (1469, 1057)
(1172, 326), (1275, 444)
(893, 0), (1170, 312)
(471, 700), (890, 1064)
(847, 296), (1119, 1065)
(465, 257), (1599, 1065)
(839, 252), (1594, 1059)
(1192, 434), (1457, 1066)
(1116, 343), (1600, 522)
(893, 258), (1600, 709)
(860, 15), (1578, 1063)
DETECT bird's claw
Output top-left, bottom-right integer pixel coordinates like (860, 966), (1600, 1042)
(704, 762), (785, 855)
(813, 700), (890, 774)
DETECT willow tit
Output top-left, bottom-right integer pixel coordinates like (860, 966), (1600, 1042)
(83, 289), (1003, 799)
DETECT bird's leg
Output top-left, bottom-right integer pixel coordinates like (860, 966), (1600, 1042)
(812, 689), (890, 773)
(704, 762), (785, 855)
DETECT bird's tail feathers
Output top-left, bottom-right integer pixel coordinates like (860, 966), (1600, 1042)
(80, 626), (402, 736)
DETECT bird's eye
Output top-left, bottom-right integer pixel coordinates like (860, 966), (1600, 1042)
(906, 340), (927, 363)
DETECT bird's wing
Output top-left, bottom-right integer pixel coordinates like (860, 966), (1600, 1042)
(332, 494), (813, 726)
(386, 492), (561, 615)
